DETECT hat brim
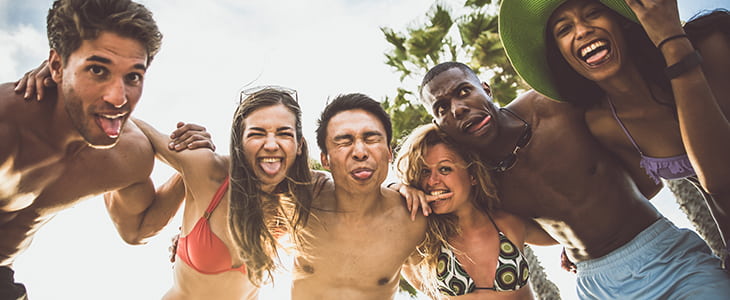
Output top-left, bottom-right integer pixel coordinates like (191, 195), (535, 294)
(499, 0), (638, 102)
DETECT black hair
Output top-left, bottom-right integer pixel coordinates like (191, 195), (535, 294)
(316, 93), (393, 155)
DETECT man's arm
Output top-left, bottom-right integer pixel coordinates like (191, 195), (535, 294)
(524, 218), (557, 246)
(104, 173), (184, 245)
(104, 120), (216, 245)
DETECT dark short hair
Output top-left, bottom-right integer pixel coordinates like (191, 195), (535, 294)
(420, 62), (479, 95)
(47, 0), (162, 65)
(316, 93), (393, 155)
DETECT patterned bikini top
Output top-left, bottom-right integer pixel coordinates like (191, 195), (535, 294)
(607, 97), (695, 184)
(436, 215), (529, 295)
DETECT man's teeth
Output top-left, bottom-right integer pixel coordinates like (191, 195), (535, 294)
(581, 40), (606, 58)
(101, 113), (125, 119)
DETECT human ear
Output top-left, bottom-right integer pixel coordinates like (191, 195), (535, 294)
(320, 152), (330, 170)
(481, 82), (492, 97)
(49, 49), (63, 83)
(297, 138), (304, 156)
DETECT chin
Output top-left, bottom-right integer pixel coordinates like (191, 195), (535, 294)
(84, 136), (119, 149)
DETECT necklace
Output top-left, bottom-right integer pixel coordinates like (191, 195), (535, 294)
(489, 108), (532, 173)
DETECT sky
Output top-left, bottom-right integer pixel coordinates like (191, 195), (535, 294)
(1, 0), (727, 299)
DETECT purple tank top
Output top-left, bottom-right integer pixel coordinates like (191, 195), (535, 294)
(607, 97), (695, 184)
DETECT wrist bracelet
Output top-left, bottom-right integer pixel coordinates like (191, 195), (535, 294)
(665, 51), (703, 80)
(387, 182), (398, 188)
(657, 34), (688, 50)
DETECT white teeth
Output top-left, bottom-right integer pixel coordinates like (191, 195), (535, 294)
(580, 40), (606, 58)
(430, 190), (448, 196)
(260, 158), (281, 163)
(101, 113), (125, 119)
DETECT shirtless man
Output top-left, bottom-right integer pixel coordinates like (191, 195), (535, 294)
(0, 1), (198, 298)
(417, 62), (730, 299)
(291, 94), (427, 299)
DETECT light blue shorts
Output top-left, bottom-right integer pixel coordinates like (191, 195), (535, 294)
(575, 217), (730, 300)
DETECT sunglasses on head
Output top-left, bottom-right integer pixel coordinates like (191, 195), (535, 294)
(240, 85), (298, 103)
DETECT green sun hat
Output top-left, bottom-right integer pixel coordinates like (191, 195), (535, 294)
(498, 0), (638, 102)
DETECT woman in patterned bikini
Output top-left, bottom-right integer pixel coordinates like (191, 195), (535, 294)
(395, 123), (556, 299)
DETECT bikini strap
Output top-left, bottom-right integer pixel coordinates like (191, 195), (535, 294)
(485, 211), (502, 233)
(203, 176), (230, 219)
(606, 96), (645, 156)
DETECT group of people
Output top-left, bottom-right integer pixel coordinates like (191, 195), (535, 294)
(2, 0), (729, 299)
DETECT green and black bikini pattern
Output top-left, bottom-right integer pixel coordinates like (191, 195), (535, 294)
(437, 244), (475, 295)
(494, 232), (530, 291)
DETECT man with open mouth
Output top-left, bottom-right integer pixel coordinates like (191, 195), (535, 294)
(0, 1), (209, 298)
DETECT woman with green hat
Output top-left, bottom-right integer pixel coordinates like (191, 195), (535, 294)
(500, 0), (730, 272)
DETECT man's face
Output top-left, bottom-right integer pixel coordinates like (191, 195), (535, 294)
(421, 68), (499, 149)
(321, 109), (392, 193)
(51, 31), (148, 149)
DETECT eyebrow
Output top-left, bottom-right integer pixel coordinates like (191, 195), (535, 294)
(333, 134), (354, 142)
(363, 131), (383, 139)
(86, 55), (147, 71)
(247, 126), (294, 132)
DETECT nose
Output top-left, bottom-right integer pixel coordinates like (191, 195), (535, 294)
(426, 170), (441, 187)
(263, 134), (278, 151)
(102, 78), (128, 108)
(451, 100), (469, 120)
(574, 21), (594, 41)
(352, 140), (369, 162)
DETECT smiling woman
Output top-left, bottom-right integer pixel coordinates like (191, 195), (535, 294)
(500, 0), (730, 267)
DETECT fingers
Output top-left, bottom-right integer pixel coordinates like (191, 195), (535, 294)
(410, 195), (420, 221)
(23, 71), (36, 100)
(168, 122), (215, 151)
(33, 71), (45, 101)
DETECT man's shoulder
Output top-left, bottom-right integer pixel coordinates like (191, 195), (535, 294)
(381, 187), (427, 229)
(0, 83), (32, 160)
(509, 89), (583, 120)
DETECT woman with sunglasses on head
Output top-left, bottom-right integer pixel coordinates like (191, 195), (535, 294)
(133, 87), (316, 299)
(500, 0), (730, 267)
(395, 123), (556, 300)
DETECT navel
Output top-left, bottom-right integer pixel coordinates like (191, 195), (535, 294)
(301, 264), (315, 274)
(377, 277), (389, 286)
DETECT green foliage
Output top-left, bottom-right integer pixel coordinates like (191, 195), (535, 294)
(308, 158), (325, 171)
(381, 88), (433, 147)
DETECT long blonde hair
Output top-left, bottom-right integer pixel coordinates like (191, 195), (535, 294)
(395, 123), (499, 298)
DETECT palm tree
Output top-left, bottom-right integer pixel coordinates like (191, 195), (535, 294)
(666, 179), (724, 256)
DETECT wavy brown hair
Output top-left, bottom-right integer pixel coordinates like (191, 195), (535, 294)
(47, 0), (162, 65)
(395, 123), (499, 298)
(229, 87), (313, 286)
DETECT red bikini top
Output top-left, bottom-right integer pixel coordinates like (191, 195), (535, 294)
(176, 177), (246, 274)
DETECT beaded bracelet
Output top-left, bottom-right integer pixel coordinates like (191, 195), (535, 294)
(665, 51), (703, 80)
(657, 34), (688, 50)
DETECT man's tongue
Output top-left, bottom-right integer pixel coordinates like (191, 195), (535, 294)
(260, 160), (282, 176)
(97, 116), (122, 138)
(352, 169), (373, 180)
(586, 49), (609, 65)
(468, 115), (491, 133)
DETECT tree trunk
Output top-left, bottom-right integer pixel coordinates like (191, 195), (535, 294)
(666, 178), (724, 256)
(525, 245), (562, 300)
